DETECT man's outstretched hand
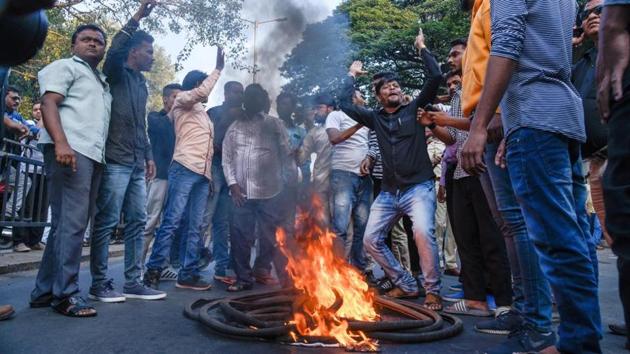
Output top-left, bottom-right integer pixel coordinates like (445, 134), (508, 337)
(133, 0), (157, 22)
(349, 61), (368, 78)
(215, 47), (225, 72)
(415, 30), (427, 51)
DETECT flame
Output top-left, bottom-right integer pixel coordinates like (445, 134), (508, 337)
(277, 195), (379, 351)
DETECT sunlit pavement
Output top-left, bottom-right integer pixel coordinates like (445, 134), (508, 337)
(0, 248), (626, 354)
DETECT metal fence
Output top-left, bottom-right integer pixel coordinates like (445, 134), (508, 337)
(0, 139), (49, 249)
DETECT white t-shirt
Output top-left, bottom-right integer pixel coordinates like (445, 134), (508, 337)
(325, 110), (369, 174)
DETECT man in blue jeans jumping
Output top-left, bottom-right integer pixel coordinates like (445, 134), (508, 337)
(339, 32), (443, 310)
(462, 0), (602, 352)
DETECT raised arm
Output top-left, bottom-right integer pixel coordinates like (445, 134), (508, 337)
(412, 32), (443, 109)
(174, 48), (224, 109)
(103, 0), (157, 82)
(338, 61), (376, 129)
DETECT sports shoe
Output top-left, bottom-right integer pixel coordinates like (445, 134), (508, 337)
(123, 283), (167, 300)
(475, 309), (523, 335)
(13, 243), (31, 252)
(143, 269), (161, 290)
(481, 324), (556, 354)
(88, 279), (126, 303)
(160, 266), (179, 281)
(443, 290), (464, 302)
(176, 276), (212, 291)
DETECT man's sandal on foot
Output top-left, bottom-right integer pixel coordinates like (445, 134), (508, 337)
(227, 282), (253, 292)
(444, 300), (492, 317)
(52, 296), (97, 318)
(423, 293), (443, 311)
(384, 287), (420, 299)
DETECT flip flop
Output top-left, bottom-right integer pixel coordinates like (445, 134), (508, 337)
(444, 300), (492, 317)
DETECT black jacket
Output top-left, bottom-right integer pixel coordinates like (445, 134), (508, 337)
(147, 110), (175, 180)
(103, 19), (152, 167)
(339, 48), (442, 193)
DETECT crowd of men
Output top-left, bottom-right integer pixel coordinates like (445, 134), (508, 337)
(0, 0), (628, 352)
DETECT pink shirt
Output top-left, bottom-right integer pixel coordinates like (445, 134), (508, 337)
(170, 70), (220, 180)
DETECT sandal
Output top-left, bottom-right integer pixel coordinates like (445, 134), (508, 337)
(227, 282), (253, 292)
(30, 293), (53, 308)
(423, 293), (443, 311)
(374, 277), (395, 294)
(52, 296), (97, 318)
(444, 300), (492, 317)
(214, 274), (237, 285)
(254, 274), (280, 286)
(384, 287), (420, 299)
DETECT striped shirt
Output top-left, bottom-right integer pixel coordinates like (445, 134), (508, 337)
(444, 87), (470, 180)
(490, 0), (585, 142)
(222, 113), (291, 200)
(366, 130), (383, 179)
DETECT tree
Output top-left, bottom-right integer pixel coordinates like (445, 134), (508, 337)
(145, 46), (177, 113)
(280, 0), (469, 99)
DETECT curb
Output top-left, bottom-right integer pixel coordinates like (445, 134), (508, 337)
(0, 249), (125, 275)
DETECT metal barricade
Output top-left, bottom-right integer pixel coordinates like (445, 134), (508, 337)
(0, 139), (49, 249)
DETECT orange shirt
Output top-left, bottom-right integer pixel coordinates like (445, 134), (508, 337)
(461, 0), (499, 117)
(170, 70), (220, 180)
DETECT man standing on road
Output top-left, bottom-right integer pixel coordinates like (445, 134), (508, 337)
(144, 48), (224, 292)
(597, 0), (630, 349)
(462, 0), (602, 352)
(201, 81), (243, 285)
(142, 84), (181, 269)
(89, 0), (165, 303)
(326, 91), (374, 282)
(30, 24), (111, 317)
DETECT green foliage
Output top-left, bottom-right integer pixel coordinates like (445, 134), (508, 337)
(281, 0), (470, 99)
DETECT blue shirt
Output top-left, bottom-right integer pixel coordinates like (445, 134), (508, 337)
(490, 0), (585, 142)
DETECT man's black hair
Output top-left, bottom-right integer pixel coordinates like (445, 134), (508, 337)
(224, 81), (243, 92)
(277, 92), (298, 106)
(243, 83), (269, 115)
(5, 86), (20, 95)
(373, 72), (400, 94)
(314, 93), (335, 108)
(128, 30), (154, 52)
(450, 38), (468, 49)
(445, 70), (461, 82)
(162, 83), (182, 97)
(182, 70), (208, 91)
(71, 24), (107, 45)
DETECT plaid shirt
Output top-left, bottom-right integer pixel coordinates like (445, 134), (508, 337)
(445, 87), (471, 180)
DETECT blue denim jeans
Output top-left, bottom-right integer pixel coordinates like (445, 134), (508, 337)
(200, 159), (231, 276)
(146, 162), (209, 282)
(330, 170), (372, 272)
(506, 128), (602, 353)
(363, 180), (440, 294)
(91, 163), (146, 288)
(484, 142), (553, 332)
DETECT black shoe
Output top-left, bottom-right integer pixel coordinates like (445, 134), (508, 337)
(375, 277), (395, 294)
(609, 323), (628, 336)
(480, 324), (556, 354)
(475, 310), (524, 335)
(143, 269), (161, 290)
(176, 276), (212, 291)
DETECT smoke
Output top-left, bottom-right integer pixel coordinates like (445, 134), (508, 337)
(217, 0), (336, 109)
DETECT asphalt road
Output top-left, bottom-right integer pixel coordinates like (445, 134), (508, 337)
(0, 249), (626, 354)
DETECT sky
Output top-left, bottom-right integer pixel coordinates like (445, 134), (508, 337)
(156, 0), (342, 107)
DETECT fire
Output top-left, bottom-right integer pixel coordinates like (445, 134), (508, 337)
(276, 195), (379, 351)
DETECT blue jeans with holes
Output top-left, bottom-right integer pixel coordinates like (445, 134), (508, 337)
(483, 142), (553, 332)
(506, 128), (601, 353)
(91, 163), (146, 288)
(146, 162), (209, 282)
(363, 180), (440, 294)
(330, 170), (372, 272)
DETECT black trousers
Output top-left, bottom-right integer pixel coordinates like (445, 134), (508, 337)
(452, 176), (512, 306)
(603, 70), (630, 345)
